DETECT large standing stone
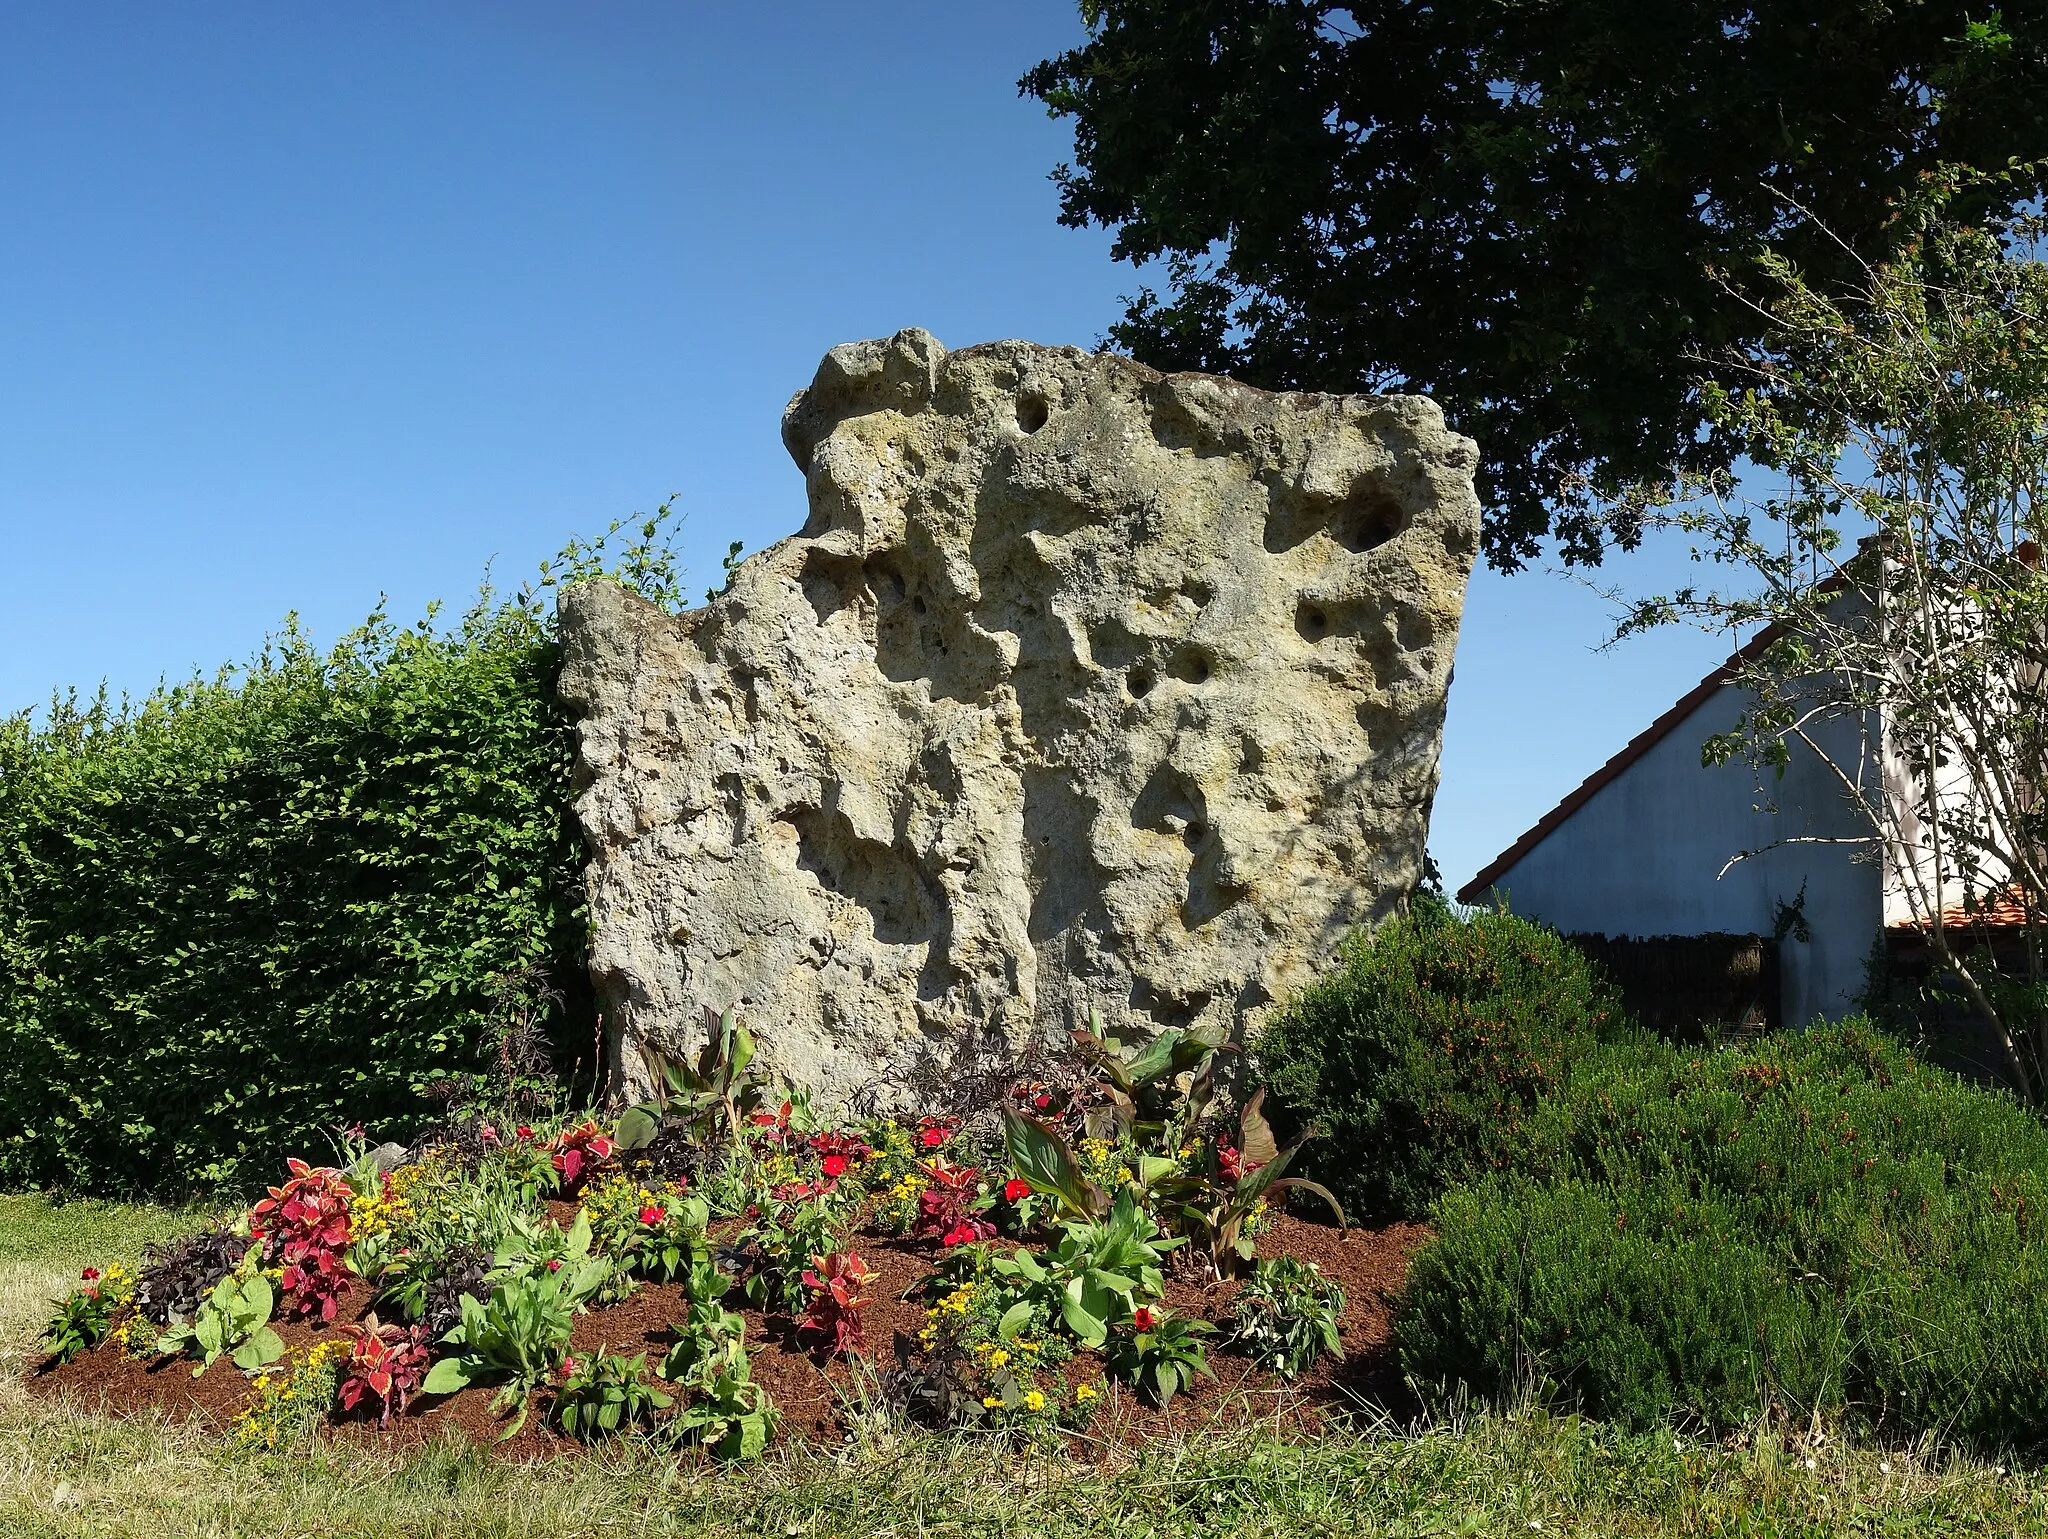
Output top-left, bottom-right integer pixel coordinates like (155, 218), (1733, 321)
(559, 329), (1479, 1110)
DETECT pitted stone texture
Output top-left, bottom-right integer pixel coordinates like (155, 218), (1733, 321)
(559, 329), (1479, 1110)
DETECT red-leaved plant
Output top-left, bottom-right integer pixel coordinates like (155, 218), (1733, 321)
(913, 1158), (994, 1247)
(248, 1158), (354, 1321)
(799, 1250), (878, 1356)
(338, 1311), (433, 1427)
(550, 1120), (616, 1191)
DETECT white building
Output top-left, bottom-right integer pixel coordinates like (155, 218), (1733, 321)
(1456, 629), (1895, 1027)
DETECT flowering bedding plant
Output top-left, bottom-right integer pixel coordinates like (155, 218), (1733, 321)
(42, 1002), (1347, 1459)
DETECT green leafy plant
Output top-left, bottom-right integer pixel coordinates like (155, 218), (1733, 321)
(1255, 896), (1621, 1221)
(652, 1281), (778, 1462)
(1108, 1304), (1214, 1407)
(42, 1266), (128, 1364)
(614, 1007), (771, 1154)
(1399, 1021), (2048, 1451)
(1233, 1256), (1345, 1379)
(553, 1348), (674, 1441)
(741, 1195), (840, 1314)
(992, 1189), (1178, 1349)
(1167, 1091), (1345, 1277)
(421, 1248), (603, 1439)
(659, 1286), (749, 1386)
(159, 1269), (286, 1378)
(1069, 1008), (1229, 1145)
(664, 1347), (779, 1463)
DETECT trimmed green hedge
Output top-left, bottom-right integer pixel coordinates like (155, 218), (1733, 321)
(1397, 1022), (2048, 1448)
(1253, 896), (1625, 1222)
(0, 520), (683, 1196)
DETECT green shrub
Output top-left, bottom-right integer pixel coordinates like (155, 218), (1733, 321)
(1398, 1022), (2048, 1450)
(1254, 897), (1623, 1222)
(0, 516), (684, 1196)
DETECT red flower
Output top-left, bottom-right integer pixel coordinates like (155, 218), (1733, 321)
(559, 1356), (580, 1379)
(1132, 1306), (1157, 1332)
(546, 1258), (562, 1273)
(80, 1267), (100, 1281)
(821, 1153), (850, 1179)
(1004, 1178), (1030, 1202)
(515, 1124), (533, 1141)
(919, 1128), (946, 1149)
(479, 1123), (499, 1145)
(1218, 1142), (1263, 1183)
(638, 1204), (664, 1226)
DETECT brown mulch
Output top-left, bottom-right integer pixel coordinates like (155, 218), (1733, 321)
(23, 1210), (1430, 1460)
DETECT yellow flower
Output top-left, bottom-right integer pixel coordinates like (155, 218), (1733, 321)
(983, 1395), (1003, 1409)
(989, 1349), (1009, 1368)
(1075, 1383), (1098, 1402)
(1023, 1390), (1045, 1412)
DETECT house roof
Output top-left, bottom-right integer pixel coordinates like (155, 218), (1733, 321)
(1455, 622), (1787, 904)
(1887, 888), (2030, 933)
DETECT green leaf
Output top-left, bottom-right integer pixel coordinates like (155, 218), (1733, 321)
(231, 1326), (285, 1372)
(614, 1103), (661, 1151)
(1120, 1028), (1185, 1086)
(1003, 1111), (1100, 1219)
(422, 1356), (479, 1394)
(1061, 1290), (1108, 1347)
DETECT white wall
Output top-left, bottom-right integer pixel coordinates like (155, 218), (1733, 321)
(1476, 682), (1883, 1025)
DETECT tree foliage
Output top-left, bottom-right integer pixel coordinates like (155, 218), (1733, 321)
(0, 510), (686, 1195)
(1612, 175), (2048, 1096)
(1023, 1), (2048, 567)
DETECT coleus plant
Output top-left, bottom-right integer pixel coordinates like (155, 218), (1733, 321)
(799, 1250), (878, 1356)
(338, 1311), (433, 1427)
(550, 1120), (616, 1192)
(248, 1158), (355, 1322)
(912, 1158), (994, 1247)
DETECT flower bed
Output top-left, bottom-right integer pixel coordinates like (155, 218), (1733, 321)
(30, 1014), (1425, 1459)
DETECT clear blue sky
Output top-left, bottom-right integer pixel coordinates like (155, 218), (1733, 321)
(0, 1), (1733, 896)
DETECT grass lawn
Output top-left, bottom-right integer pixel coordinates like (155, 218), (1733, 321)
(4, 1194), (2047, 1538)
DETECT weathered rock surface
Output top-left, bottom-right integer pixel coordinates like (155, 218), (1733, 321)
(559, 329), (1479, 1110)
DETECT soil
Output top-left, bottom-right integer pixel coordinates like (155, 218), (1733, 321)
(24, 1208), (1431, 1461)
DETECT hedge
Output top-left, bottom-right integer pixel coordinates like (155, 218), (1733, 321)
(0, 517), (684, 1195)
(1397, 1021), (2048, 1449)
(1253, 896), (1626, 1222)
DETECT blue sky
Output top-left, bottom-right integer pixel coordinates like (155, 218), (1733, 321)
(0, 1), (1733, 894)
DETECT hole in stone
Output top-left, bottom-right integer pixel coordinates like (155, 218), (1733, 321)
(1128, 666), (1156, 699)
(1331, 490), (1407, 553)
(1170, 650), (1212, 686)
(911, 594), (928, 615)
(1016, 394), (1050, 434)
(1295, 602), (1330, 641)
